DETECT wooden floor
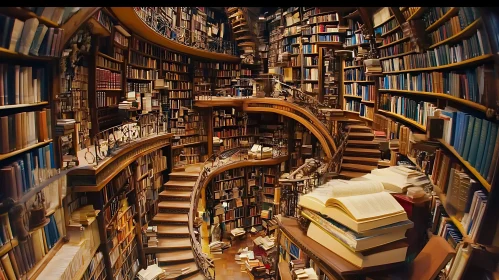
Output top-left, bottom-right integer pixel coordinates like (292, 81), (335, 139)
(212, 235), (259, 279)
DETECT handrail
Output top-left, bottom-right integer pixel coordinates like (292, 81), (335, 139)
(188, 148), (285, 279)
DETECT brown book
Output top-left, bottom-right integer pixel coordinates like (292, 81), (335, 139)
(12, 246), (25, 276)
(409, 236), (455, 280)
(7, 251), (20, 280)
(0, 64), (4, 106)
(14, 113), (22, 150)
(18, 241), (31, 271)
(0, 167), (17, 201)
(0, 264), (7, 280)
(0, 254), (16, 280)
(27, 236), (36, 268)
(12, 162), (23, 201)
(0, 116), (8, 153)
(487, 135), (499, 183)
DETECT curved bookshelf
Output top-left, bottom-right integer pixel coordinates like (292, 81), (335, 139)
(382, 54), (494, 74)
(406, 7), (426, 21)
(425, 8), (460, 32)
(428, 19), (481, 49)
(379, 50), (417, 60)
(438, 139), (492, 192)
(378, 37), (410, 49)
(378, 89), (488, 112)
(377, 109), (426, 131)
(110, 8), (240, 62)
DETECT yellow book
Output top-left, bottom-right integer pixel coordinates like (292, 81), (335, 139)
(0, 254), (16, 280)
(298, 179), (408, 232)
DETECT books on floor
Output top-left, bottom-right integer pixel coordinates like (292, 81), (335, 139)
(253, 235), (276, 251)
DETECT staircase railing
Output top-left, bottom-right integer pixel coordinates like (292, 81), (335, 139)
(187, 147), (246, 280)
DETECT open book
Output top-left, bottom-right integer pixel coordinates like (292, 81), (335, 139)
(299, 180), (408, 232)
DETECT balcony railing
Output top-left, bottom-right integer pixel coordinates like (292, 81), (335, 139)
(134, 7), (238, 56)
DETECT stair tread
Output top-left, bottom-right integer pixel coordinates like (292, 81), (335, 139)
(183, 273), (205, 280)
(159, 201), (191, 208)
(349, 132), (374, 137)
(153, 213), (188, 223)
(157, 250), (194, 262)
(169, 172), (199, 177)
(343, 156), (379, 163)
(347, 140), (378, 145)
(341, 163), (378, 171)
(340, 170), (368, 178)
(347, 125), (370, 129)
(161, 262), (198, 280)
(165, 180), (196, 187)
(158, 237), (191, 248)
(157, 225), (190, 235)
(345, 147), (380, 153)
(160, 190), (192, 198)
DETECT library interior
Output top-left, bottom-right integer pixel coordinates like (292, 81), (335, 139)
(0, 6), (499, 280)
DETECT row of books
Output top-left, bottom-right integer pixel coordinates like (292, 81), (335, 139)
(344, 83), (375, 100)
(162, 62), (188, 73)
(344, 69), (370, 81)
(130, 37), (161, 58)
(378, 65), (493, 104)
(0, 65), (49, 106)
(422, 7), (454, 29)
(344, 99), (360, 112)
(381, 29), (490, 72)
(379, 94), (437, 127)
(304, 68), (318, 80)
(360, 104), (374, 120)
(0, 109), (52, 153)
(0, 214), (61, 280)
(435, 107), (498, 183)
(129, 52), (158, 69)
(379, 41), (411, 58)
(381, 30), (404, 46)
(374, 18), (398, 35)
(344, 33), (368, 47)
(96, 68), (122, 90)
(126, 67), (158, 80)
(0, 14), (64, 57)
(0, 214), (13, 246)
(0, 142), (56, 201)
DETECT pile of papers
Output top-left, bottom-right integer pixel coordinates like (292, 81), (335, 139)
(137, 264), (167, 280)
(253, 236), (276, 251)
(209, 241), (230, 254)
(231, 228), (246, 237)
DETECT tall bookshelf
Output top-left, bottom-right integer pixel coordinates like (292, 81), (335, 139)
(373, 7), (499, 279)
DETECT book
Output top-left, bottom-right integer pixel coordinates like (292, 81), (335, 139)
(307, 222), (408, 268)
(301, 209), (412, 251)
(298, 179), (408, 232)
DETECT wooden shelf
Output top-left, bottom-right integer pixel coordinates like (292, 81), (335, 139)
(0, 101), (49, 110)
(96, 65), (122, 72)
(87, 17), (111, 36)
(436, 192), (470, 239)
(0, 47), (55, 61)
(278, 262), (292, 280)
(27, 238), (66, 279)
(379, 51), (417, 61)
(343, 95), (362, 99)
(344, 80), (375, 83)
(429, 19), (481, 49)
(0, 7), (60, 28)
(382, 54), (494, 74)
(97, 52), (123, 63)
(406, 7), (427, 21)
(438, 139), (491, 192)
(344, 65), (363, 69)
(378, 89), (488, 112)
(425, 8), (460, 32)
(0, 239), (18, 256)
(377, 109), (426, 131)
(378, 37), (410, 49)
(380, 25), (401, 37)
(0, 140), (53, 161)
(373, 15), (395, 28)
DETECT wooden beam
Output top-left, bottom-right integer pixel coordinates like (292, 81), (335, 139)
(390, 7), (406, 26)
(59, 7), (101, 52)
(356, 8), (373, 35)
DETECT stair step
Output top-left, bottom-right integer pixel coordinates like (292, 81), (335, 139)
(347, 140), (379, 148)
(348, 132), (375, 140)
(183, 273), (205, 280)
(235, 36), (253, 40)
(157, 250), (195, 263)
(157, 237), (191, 250)
(341, 163), (378, 172)
(234, 29), (250, 34)
(238, 41), (255, 47)
(346, 125), (372, 133)
(342, 156), (379, 166)
(228, 11), (243, 18)
(232, 23), (248, 29)
(339, 170), (368, 179)
(344, 147), (380, 158)
(157, 225), (190, 236)
(165, 180), (196, 189)
(161, 262), (199, 280)
(159, 201), (191, 210)
(160, 190), (191, 200)
(152, 213), (188, 224)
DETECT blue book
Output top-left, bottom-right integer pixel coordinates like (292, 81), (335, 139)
(475, 120), (490, 170)
(480, 123), (498, 177)
(468, 118), (482, 166)
(44, 222), (52, 249)
(455, 112), (464, 153)
(462, 115), (475, 160)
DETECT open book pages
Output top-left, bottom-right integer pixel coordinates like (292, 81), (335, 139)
(301, 179), (405, 221)
(351, 173), (411, 193)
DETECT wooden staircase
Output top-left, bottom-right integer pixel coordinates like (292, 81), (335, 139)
(151, 166), (203, 279)
(226, 7), (262, 68)
(339, 124), (381, 179)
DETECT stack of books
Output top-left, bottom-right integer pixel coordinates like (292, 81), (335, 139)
(231, 227), (246, 237)
(298, 179), (413, 268)
(209, 241), (230, 254)
(352, 166), (431, 193)
(253, 235), (276, 251)
(292, 268), (318, 280)
(56, 119), (75, 136)
(146, 226), (158, 248)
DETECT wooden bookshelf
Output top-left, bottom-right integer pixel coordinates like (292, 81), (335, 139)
(377, 109), (426, 131)
(382, 54), (494, 74)
(0, 139), (53, 161)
